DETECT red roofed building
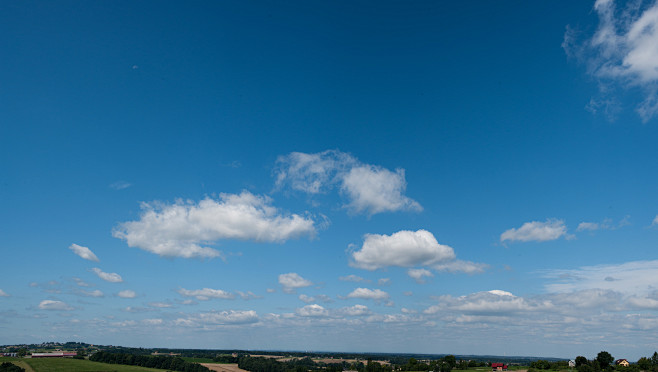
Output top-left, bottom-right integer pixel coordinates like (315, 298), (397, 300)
(492, 363), (508, 371)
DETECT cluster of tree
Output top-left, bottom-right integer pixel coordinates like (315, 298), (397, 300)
(528, 360), (571, 371)
(0, 362), (24, 372)
(89, 351), (210, 372)
(398, 356), (471, 372)
(214, 354), (240, 363)
(636, 352), (658, 372)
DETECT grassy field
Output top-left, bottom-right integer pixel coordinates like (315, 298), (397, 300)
(2, 357), (169, 372)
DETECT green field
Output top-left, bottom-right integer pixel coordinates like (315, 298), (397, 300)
(2, 357), (169, 372)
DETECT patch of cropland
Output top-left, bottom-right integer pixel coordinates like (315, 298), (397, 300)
(22, 357), (166, 372)
(89, 351), (210, 371)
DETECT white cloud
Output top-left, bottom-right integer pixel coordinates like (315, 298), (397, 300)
(175, 310), (259, 327)
(652, 215), (658, 226)
(296, 304), (329, 317)
(577, 222), (600, 231)
(73, 278), (91, 287)
(566, 0), (658, 121)
(500, 219), (567, 243)
(149, 302), (173, 308)
(117, 290), (137, 299)
(346, 288), (390, 301)
(68, 244), (99, 262)
(91, 268), (123, 283)
(377, 278), (391, 286)
(340, 304), (371, 316)
(279, 273), (313, 293)
(38, 300), (73, 311)
(113, 191), (316, 259)
(236, 291), (260, 300)
(142, 318), (163, 326)
(407, 268), (433, 283)
(299, 294), (315, 303)
(339, 274), (368, 283)
(433, 260), (488, 274)
(78, 289), (104, 297)
(341, 165), (422, 215)
(177, 288), (234, 300)
(351, 230), (455, 270)
(275, 150), (421, 215)
(543, 260), (658, 295)
(0, 289), (9, 297)
(109, 181), (132, 190)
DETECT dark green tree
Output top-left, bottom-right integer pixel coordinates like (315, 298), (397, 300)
(576, 357), (589, 368)
(596, 352), (614, 370)
(637, 357), (651, 371)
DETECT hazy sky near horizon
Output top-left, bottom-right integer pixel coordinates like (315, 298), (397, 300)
(3, 0), (658, 360)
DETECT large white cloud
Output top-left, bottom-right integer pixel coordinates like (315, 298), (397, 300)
(275, 150), (421, 215)
(279, 273), (313, 293)
(565, 0), (658, 121)
(38, 300), (73, 311)
(500, 219), (567, 243)
(177, 288), (234, 300)
(91, 268), (123, 283)
(68, 243), (99, 262)
(113, 191), (316, 259)
(351, 230), (455, 270)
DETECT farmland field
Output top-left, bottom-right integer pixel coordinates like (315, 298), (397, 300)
(200, 362), (249, 372)
(17, 357), (169, 372)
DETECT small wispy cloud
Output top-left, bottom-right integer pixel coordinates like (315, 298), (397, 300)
(500, 219), (568, 243)
(109, 181), (132, 190)
(117, 290), (137, 299)
(565, 0), (658, 122)
(69, 244), (100, 262)
(0, 289), (9, 297)
(38, 300), (73, 311)
(91, 268), (123, 283)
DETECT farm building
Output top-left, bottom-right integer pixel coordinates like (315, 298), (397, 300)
(492, 363), (508, 371)
(31, 352), (77, 358)
(615, 359), (629, 367)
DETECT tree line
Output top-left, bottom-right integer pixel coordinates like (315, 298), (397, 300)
(89, 351), (210, 372)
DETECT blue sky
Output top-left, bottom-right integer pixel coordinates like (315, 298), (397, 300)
(3, 0), (658, 360)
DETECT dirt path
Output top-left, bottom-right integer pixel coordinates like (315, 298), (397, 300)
(13, 360), (35, 372)
(201, 363), (250, 372)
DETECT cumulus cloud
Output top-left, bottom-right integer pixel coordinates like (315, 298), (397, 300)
(407, 268), (433, 283)
(0, 289), (9, 297)
(177, 288), (234, 300)
(274, 150), (421, 215)
(351, 230), (455, 270)
(296, 304), (329, 317)
(565, 0), (658, 121)
(279, 273), (313, 293)
(346, 288), (390, 301)
(117, 290), (137, 299)
(38, 300), (73, 311)
(500, 219), (568, 243)
(91, 268), (123, 283)
(69, 244), (99, 262)
(113, 191), (316, 259)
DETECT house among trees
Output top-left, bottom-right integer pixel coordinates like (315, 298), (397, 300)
(492, 363), (508, 371)
(615, 359), (629, 367)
